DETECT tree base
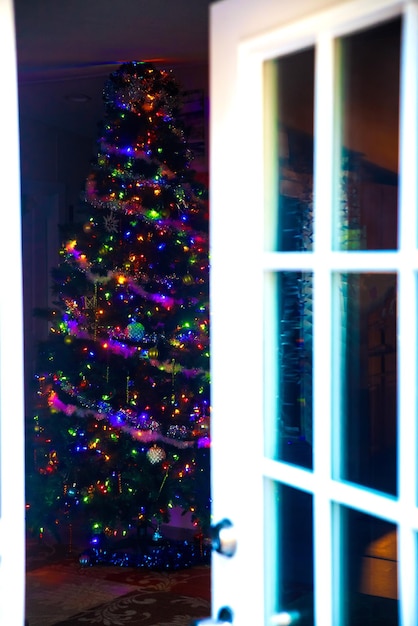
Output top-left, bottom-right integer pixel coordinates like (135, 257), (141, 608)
(78, 533), (211, 570)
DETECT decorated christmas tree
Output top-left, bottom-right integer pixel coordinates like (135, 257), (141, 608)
(26, 62), (210, 566)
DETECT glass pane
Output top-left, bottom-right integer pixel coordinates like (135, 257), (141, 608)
(336, 18), (400, 250)
(265, 272), (313, 469)
(267, 482), (314, 625)
(276, 48), (314, 252)
(338, 273), (397, 495)
(340, 507), (398, 625)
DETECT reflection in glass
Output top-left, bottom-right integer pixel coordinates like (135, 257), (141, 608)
(268, 482), (314, 625)
(268, 272), (313, 469)
(337, 19), (400, 250)
(338, 273), (397, 495)
(341, 507), (398, 625)
(275, 48), (314, 252)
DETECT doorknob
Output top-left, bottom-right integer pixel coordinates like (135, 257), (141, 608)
(210, 518), (237, 557)
(191, 606), (233, 624)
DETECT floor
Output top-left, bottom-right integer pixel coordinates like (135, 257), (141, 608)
(25, 531), (211, 626)
(26, 564), (138, 626)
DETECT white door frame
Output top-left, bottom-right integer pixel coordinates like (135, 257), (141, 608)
(0, 1), (26, 625)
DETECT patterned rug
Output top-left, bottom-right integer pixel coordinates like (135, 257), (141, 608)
(26, 539), (211, 626)
(52, 590), (210, 625)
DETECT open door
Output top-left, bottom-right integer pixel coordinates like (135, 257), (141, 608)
(0, 1), (26, 625)
(209, 0), (418, 624)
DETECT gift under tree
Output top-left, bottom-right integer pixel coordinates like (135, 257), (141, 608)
(26, 62), (210, 565)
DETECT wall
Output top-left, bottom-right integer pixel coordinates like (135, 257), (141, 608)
(19, 115), (94, 413)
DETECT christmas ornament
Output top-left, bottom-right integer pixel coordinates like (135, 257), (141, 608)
(157, 206), (170, 219)
(104, 212), (119, 233)
(79, 553), (91, 567)
(182, 274), (193, 285)
(148, 345), (159, 359)
(147, 444), (166, 464)
(126, 321), (145, 341)
(83, 295), (96, 309)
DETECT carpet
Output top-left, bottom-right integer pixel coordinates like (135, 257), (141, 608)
(26, 538), (211, 626)
(52, 590), (210, 625)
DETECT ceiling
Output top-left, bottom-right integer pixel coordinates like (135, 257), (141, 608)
(14, 0), (211, 139)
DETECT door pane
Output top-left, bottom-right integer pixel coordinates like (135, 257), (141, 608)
(265, 271), (313, 469)
(336, 18), (400, 251)
(338, 273), (397, 495)
(341, 506), (398, 625)
(268, 482), (314, 625)
(275, 48), (314, 252)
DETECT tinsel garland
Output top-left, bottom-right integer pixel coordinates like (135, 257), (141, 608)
(103, 61), (181, 119)
(48, 390), (210, 449)
(64, 236), (207, 308)
(63, 318), (208, 372)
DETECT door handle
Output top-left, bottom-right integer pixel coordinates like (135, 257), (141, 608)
(191, 606), (233, 624)
(210, 518), (237, 557)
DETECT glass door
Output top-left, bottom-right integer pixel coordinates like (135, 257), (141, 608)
(210, 0), (418, 624)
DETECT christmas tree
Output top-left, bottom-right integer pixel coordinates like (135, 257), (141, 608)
(26, 62), (210, 566)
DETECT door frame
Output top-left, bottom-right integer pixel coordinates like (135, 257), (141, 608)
(0, 1), (26, 625)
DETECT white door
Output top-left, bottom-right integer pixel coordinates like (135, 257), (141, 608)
(210, 0), (418, 624)
(0, 1), (26, 625)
